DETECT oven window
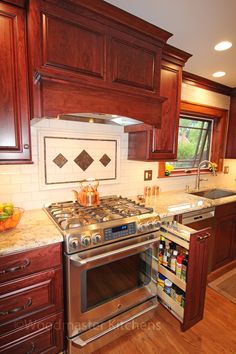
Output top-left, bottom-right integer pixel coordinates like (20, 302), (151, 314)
(81, 249), (152, 312)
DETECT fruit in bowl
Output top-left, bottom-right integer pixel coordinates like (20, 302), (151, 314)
(0, 204), (24, 232)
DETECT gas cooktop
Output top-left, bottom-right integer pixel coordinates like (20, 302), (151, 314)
(45, 196), (153, 230)
(44, 196), (160, 254)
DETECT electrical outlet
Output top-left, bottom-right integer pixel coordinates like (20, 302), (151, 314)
(144, 170), (152, 181)
(223, 166), (229, 174)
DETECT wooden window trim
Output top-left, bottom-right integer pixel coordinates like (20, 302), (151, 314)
(158, 100), (229, 178)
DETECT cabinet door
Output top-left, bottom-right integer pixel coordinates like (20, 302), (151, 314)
(0, 3), (31, 163)
(182, 228), (210, 331)
(150, 61), (181, 160)
(226, 92), (236, 158)
(212, 214), (236, 270)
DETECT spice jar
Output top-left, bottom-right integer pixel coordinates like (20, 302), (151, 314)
(157, 273), (166, 288)
(164, 279), (172, 296)
(170, 284), (177, 300)
(176, 288), (183, 304)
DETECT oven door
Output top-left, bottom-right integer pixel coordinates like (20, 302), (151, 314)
(66, 233), (158, 338)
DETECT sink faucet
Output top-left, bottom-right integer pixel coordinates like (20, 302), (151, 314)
(195, 160), (216, 190)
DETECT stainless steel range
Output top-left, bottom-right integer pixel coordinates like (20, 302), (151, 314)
(44, 196), (161, 354)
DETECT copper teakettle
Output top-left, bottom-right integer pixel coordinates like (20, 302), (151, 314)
(72, 178), (99, 207)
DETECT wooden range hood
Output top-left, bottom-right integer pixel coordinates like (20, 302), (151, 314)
(28, 0), (173, 127)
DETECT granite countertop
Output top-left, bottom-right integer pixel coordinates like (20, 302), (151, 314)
(140, 186), (236, 217)
(1, 186), (236, 256)
(0, 209), (63, 256)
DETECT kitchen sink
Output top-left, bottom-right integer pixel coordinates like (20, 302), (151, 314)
(189, 188), (236, 200)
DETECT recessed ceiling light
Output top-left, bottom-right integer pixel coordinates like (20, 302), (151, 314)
(212, 71), (226, 78)
(214, 41), (232, 51)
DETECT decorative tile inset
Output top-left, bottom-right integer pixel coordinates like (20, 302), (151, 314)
(53, 153), (68, 168)
(100, 154), (111, 167)
(74, 150), (94, 171)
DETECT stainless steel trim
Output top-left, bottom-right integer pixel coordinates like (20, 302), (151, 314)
(70, 238), (158, 266)
(71, 302), (157, 348)
(181, 207), (215, 225)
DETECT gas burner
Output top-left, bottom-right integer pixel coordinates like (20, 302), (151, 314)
(44, 195), (161, 253)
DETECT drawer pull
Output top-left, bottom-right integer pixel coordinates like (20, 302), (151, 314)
(0, 298), (32, 316)
(0, 259), (30, 275)
(26, 342), (35, 354)
(197, 233), (210, 241)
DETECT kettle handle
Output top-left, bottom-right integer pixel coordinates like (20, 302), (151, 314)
(72, 190), (78, 202)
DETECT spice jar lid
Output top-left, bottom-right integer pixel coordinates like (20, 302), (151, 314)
(164, 279), (172, 287)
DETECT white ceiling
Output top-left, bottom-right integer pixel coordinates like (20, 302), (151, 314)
(105, 0), (236, 88)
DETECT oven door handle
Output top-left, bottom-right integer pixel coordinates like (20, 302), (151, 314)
(71, 301), (158, 348)
(70, 238), (158, 266)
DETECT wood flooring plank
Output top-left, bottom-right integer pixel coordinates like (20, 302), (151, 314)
(94, 288), (236, 354)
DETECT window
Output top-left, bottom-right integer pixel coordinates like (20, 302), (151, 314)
(158, 101), (228, 178)
(169, 116), (213, 170)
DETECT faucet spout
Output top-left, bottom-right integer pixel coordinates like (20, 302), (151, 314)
(195, 160), (216, 190)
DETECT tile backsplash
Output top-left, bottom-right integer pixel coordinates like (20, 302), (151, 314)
(38, 129), (120, 188)
(0, 117), (235, 210)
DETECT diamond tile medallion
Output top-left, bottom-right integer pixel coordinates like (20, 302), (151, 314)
(100, 154), (111, 167)
(74, 150), (94, 171)
(41, 134), (119, 187)
(53, 153), (68, 168)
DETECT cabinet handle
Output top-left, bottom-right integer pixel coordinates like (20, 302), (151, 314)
(0, 298), (32, 316)
(25, 342), (35, 354)
(197, 233), (210, 241)
(34, 71), (41, 84)
(0, 259), (30, 275)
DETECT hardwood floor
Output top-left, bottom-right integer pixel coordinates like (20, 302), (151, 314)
(94, 288), (236, 354)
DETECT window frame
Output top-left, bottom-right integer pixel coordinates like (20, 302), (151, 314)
(158, 101), (228, 178)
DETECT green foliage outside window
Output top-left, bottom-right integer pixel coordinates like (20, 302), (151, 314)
(167, 117), (212, 171)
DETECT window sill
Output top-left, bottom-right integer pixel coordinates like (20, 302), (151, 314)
(158, 168), (211, 178)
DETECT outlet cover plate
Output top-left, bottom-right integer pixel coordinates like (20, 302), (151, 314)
(144, 170), (152, 181)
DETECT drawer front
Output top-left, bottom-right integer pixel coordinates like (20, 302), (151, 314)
(0, 312), (64, 354)
(0, 268), (63, 335)
(0, 243), (62, 283)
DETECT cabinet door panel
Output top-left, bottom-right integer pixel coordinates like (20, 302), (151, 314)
(152, 64), (181, 159)
(182, 228), (210, 331)
(0, 312), (64, 354)
(42, 13), (105, 79)
(0, 3), (31, 163)
(111, 38), (157, 91)
(213, 215), (235, 269)
(0, 268), (63, 335)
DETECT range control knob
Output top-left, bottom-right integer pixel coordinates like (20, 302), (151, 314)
(81, 235), (91, 247)
(137, 222), (147, 232)
(92, 233), (102, 244)
(147, 221), (154, 230)
(69, 237), (79, 250)
(153, 219), (161, 230)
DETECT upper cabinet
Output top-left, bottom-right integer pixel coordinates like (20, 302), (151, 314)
(0, 2), (31, 164)
(125, 45), (191, 160)
(226, 90), (236, 158)
(27, 0), (172, 126)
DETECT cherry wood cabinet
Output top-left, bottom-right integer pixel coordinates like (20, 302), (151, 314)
(0, 2), (31, 164)
(27, 0), (171, 126)
(156, 223), (210, 331)
(226, 90), (236, 158)
(0, 243), (64, 353)
(125, 44), (191, 160)
(212, 203), (236, 270)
